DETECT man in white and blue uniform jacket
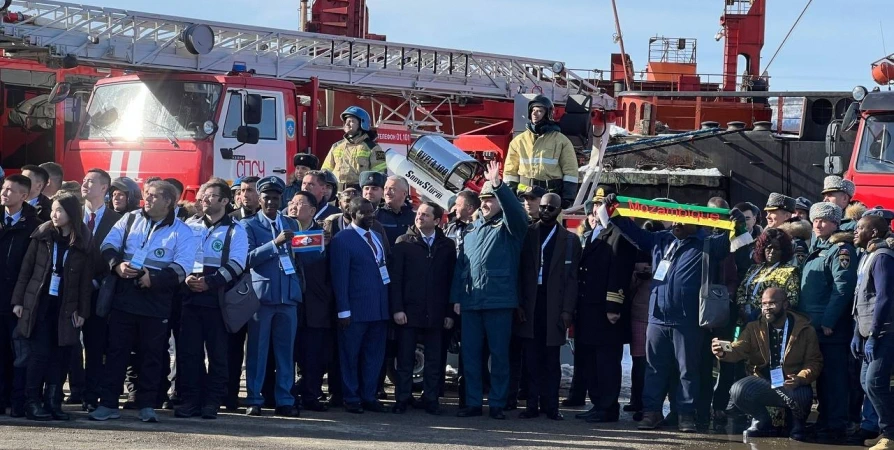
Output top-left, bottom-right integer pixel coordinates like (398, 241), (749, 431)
(241, 176), (304, 417)
(176, 179), (248, 419)
(90, 180), (199, 423)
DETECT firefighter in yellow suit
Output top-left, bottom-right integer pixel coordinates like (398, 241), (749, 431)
(504, 95), (579, 208)
(322, 106), (387, 190)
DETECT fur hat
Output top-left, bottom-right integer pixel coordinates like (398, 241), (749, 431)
(765, 193), (796, 213)
(809, 201), (843, 224)
(821, 175), (856, 197)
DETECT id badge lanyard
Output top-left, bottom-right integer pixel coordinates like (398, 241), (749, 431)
(130, 220), (161, 270)
(270, 214), (296, 275)
(49, 242), (69, 296)
(770, 317), (790, 388)
(654, 241), (680, 281)
(538, 225), (557, 285)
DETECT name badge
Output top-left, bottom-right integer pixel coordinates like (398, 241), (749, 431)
(193, 261), (204, 273)
(379, 265), (391, 285)
(653, 260), (672, 281)
(49, 274), (62, 296)
(280, 254), (296, 275)
(770, 368), (785, 389)
(130, 248), (149, 270)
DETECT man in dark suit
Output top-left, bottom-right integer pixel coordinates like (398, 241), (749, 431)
(78, 169), (122, 412)
(515, 193), (580, 420)
(329, 197), (390, 414)
(390, 202), (457, 415)
(0, 174), (40, 416)
(20, 165), (52, 222)
(572, 185), (638, 423)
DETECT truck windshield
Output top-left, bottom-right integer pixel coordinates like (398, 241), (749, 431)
(856, 114), (894, 173)
(80, 81), (222, 141)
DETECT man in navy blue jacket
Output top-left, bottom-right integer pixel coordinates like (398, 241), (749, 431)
(329, 197), (390, 413)
(601, 194), (746, 432)
(242, 176), (303, 418)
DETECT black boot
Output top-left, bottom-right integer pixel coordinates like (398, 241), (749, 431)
(25, 401), (52, 421)
(45, 385), (70, 421)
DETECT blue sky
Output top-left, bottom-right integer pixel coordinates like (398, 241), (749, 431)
(113, 0), (886, 91)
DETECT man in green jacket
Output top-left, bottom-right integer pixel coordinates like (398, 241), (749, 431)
(451, 160), (528, 420)
(798, 201), (859, 444)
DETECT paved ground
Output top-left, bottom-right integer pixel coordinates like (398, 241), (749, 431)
(0, 399), (866, 450)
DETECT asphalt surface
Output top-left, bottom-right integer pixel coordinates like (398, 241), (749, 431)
(0, 398), (868, 450)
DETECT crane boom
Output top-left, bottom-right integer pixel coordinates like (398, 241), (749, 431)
(0, 0), (600, 102)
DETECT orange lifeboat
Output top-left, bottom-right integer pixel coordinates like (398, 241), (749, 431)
(872, 60), (894, 85)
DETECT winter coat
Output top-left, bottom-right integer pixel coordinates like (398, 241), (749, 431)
(298, 222), (334, 329)
(0, 203), (41, 313)
(321, 132), (386, 189)
(390, 226), (457, 329)
(504, 128), (578, 186)
(720, 310), (823, 385)
(797, 231), (858, 344)
(450, 182), (528, 311)
(780, 219), (813, 268)
(376, 203), (415, 247)
(840, 203), (867, 232)
(11, 222), (93, 346)
(575, 223), (637, 346)
(516, 222), (581, 345)
(611, 219), (732, 328)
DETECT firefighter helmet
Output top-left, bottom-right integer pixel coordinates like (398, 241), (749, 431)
(340, 106), (372, 132)
(527, 95), (554, 121)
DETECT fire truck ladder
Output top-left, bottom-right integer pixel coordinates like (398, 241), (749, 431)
(0, 0), (602, 105)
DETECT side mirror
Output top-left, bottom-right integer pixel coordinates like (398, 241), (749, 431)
(825, 121), (840, 156)
(823, 156), (842, 175)
(48, 82), (71, 104)
(243, 94), (262, 125)
(842, 102), (859, 131)
(236, 126), (260, 144)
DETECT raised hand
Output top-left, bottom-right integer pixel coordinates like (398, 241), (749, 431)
(483, 160), (501, 186)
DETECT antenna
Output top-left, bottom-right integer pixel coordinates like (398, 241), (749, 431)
(882, 21), (889, 58)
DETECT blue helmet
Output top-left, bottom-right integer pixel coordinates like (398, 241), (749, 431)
(341, 106), (371, 132)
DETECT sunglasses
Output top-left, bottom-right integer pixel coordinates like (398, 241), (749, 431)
(539, 205), (559, 213)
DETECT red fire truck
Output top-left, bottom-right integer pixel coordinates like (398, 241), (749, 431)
(0, 0), (612, 200)
(825, 54), (894, 211)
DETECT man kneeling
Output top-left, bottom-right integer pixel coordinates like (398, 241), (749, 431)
(712, 287), (822, 442)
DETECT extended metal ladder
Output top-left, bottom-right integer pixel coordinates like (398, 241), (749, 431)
(0, 0), (601, 102)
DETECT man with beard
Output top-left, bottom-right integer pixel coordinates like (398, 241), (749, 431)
(713, 287), (821, 442)
(515, 193), (580, 420)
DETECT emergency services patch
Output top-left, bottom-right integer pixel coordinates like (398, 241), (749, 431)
(154, 248), (165, 258)
(839, 253), (850, 269)
(375, 149), (386, 160)
(212, 240), (224, 252)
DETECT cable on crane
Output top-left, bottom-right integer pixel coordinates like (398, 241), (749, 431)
(764, 0), (813, 74)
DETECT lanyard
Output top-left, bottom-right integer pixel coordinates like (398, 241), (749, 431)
(772, 317), (790, 368)
(313, 204), (327, 221)
(540, 225), (557, 268)
(52, 242), (69, 274)
(747, 262), (781, 300)
(663, 241), (681, 261)
(141, 220), (163, 249)
(360, 227), (383, 264)
(268, 214), (288, 252)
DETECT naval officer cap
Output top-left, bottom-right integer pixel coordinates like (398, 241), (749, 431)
(257, 176), (285, 194)
(360, 171), (386, 188)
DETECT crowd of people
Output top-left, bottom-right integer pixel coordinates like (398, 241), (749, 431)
(0, 101), (892, 450)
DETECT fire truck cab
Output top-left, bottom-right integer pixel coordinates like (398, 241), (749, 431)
(59, 65), (311, 197)
(825, 86), (894, 211)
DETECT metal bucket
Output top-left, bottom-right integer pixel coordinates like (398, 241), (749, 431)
(407, 135), (481, 191)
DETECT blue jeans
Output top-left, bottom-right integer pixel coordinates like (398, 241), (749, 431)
(642, 324), (704, 415)
(860, 357), (881, 433)
(864, 335), (894, 438)
(461, 308), (513, 409)
(338, 320), (387, 405)
(246, 304), (297, 407)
